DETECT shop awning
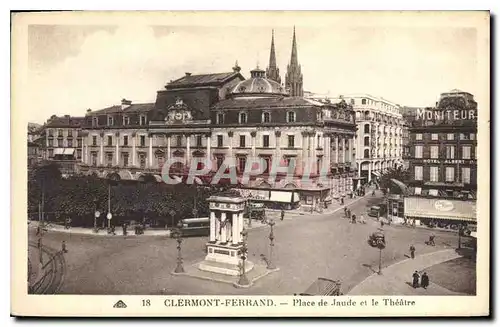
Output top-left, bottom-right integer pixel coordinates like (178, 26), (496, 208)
(54, 148), (64, 155)
(404, 197), (477, 222)
(372, 171), (381, 177)
(63, 148), (75, 155)
(269, 191), (300, 203)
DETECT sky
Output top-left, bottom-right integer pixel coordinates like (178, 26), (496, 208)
(26, 14), (481, 124)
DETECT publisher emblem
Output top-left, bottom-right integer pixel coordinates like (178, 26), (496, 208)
(113, 300), (127, 308)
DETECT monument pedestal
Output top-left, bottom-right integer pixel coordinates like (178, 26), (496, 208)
(198, 242), (254, 276)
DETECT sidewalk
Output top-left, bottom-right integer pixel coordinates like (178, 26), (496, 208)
(348, 249), (464, 295)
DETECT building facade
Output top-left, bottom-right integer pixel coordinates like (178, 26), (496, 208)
(403, 90), (478, 226)
(76, 29), (356, 208)
(306, 93), (405, 187)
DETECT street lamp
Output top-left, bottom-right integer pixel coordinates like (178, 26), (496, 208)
(93, 197), (99, 232)
(169, 209), (176, 229)
(247, 202), (252, 228)
(267, 218), (276, 270)
(173, 221), (185, 273)
(238, 229), (250, 286)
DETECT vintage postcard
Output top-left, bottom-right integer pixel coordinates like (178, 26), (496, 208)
(11, 11), (490, 317)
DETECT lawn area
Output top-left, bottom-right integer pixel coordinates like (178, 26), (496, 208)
(423, 256), (476, 295)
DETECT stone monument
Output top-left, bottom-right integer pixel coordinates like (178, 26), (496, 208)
(198, 194), (254, 276)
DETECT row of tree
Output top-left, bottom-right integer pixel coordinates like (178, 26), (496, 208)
(28, 163), (230, 228)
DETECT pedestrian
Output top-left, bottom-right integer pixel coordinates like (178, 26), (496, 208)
(409, 245), (416, 259)
(280, 208), (285, 221)
(428, 233), (435, 246)
(351, 214), (356, 224)
(421, 272), (429, 289)
(36, 226), (41, 236)
(344, 206), (348, 217)
(380, 220), (384, 228)
(372, 190), (375, 196)
(61, 240), (67, 253)
(347, 209), (351, 220)
(412, 270), (420, 288)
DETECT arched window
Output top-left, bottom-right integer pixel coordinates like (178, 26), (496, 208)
(364, 111), (370, 120)
(364, 149), (370, 158)
(239, 112), (247, 124)
(287, 111), (296, 123)
(262, 111), (271, 123)
(364, 136), (370, 146)
(364, 124), (370, 134)
(362, 98), (367, 105)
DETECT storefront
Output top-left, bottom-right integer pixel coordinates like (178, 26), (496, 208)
(404, 197), (477, 227)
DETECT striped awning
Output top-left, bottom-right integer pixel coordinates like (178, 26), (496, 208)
(404, 197), (477, 222)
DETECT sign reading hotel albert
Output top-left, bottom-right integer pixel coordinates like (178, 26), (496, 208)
(422, 159), (475, 164)
(416, 108), (477, 121)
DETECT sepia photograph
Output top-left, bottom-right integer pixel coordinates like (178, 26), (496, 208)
(11, 10), (490, 317)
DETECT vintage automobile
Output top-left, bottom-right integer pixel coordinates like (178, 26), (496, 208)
(299, 278), (342, 296)
(367, 204), (387, 218)
(174, 217), (210, 238)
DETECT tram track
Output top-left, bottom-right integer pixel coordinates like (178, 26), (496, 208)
(28, 241), (66, 294)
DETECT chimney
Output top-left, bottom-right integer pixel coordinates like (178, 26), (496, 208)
(232, 60), (241, 73)
(87, 109), (92, 113)
(185, 72), (192, 77)
(121, 98), (132, 110)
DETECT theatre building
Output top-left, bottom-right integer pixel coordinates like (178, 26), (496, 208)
(404, 89), (477, 226)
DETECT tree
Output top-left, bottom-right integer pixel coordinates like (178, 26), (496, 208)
(379, 167), (410, 195)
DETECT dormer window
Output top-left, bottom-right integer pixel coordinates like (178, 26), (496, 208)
(239, 112), (247, 124)
(262, 112), (271, 123)
(362, 99), (367, 105)
(107, 116), (114, 126)
(286, 111), (296, 123)
(216, 112), (225, 124)
(140, 115), (147, 125)
(92, 117), (98, 127)
(123, 116), (130, 125)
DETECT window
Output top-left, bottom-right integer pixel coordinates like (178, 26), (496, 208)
(430, 146), (439, 159)
(316, 158), (322, 175)
(107, 116), (114, 126)
(462, 167), (471, 184)
(470, 133), (476, 140)
(263, 135), (270, 148)
(238, 157), (246, 172)
(364, 149), (370, 159)
(176, 135), (182, 146)
(106, 153), (113, 166)
(140, 115), (146, 125)
(430, 166), (439, 182)
(217, 113), (224, 124)
(317, 135), (321, 148)
(364, 124), (370, 134)
(68, 130), (73, 137)
(217, 135), (223, 147)
(288, 135), (295, 148)
(196, 135), (203, 147)
(431, 133), (438, 141)
(68, 139), (73, 147)
(414, 187), (422, 195)
(263, 157), (271, 174)
(123, 153), (129, 167)
(361, 98), (367, 105)
(239, 135), (246, 148)
(48, 129), (54, 137)
(239, 112), (247, 124)
(364, 136), (370, 146)
(140, 135), (146, 147)
(77, 139), (82, 147)
(107, 136), (112, 146)
(123, 116), (130, 125)
(57, 139), (63, 147)
(445, 167), (455, 182)
(429, 189), (439, 196)
(462, 146), (471, 159)
(91, 152), (97, 166)
(58, 129), (63, 137)
(262, 112), (271, 123)
(216, 156), (224, 170)
(446, 145), (455, 159)
(415, 145), (423, 159)
(48, 139), (53, 147)
(287, 111), (296, 123)
(92, 136), (97, 146)
(48, 149), (54, 158)
(447, 133), (454, 141)
(139, 154), (146, 168)
(92, 117), (98, 127)
(415, 133), (422, 141)
(414, 166), (423, 181)
(123, 135), (128, 146)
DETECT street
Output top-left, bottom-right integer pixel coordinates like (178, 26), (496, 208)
(29, 192), (464, 295)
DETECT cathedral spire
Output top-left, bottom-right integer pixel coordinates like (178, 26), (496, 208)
(266, 29), (281, 84)
(285, 26), (303, 97)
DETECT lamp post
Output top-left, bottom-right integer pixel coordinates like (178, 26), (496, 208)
(267, 218), (276, 270)
(173, 221), (185, 273)
(238, 229), (250, 286)
(247, 203), (252, 228)
(458, 225), (462, 250)
(93, 197), (99, 232)
(169, 209), (176, 229)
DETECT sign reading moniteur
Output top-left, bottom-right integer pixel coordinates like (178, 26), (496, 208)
(416, 108), (477, 121)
